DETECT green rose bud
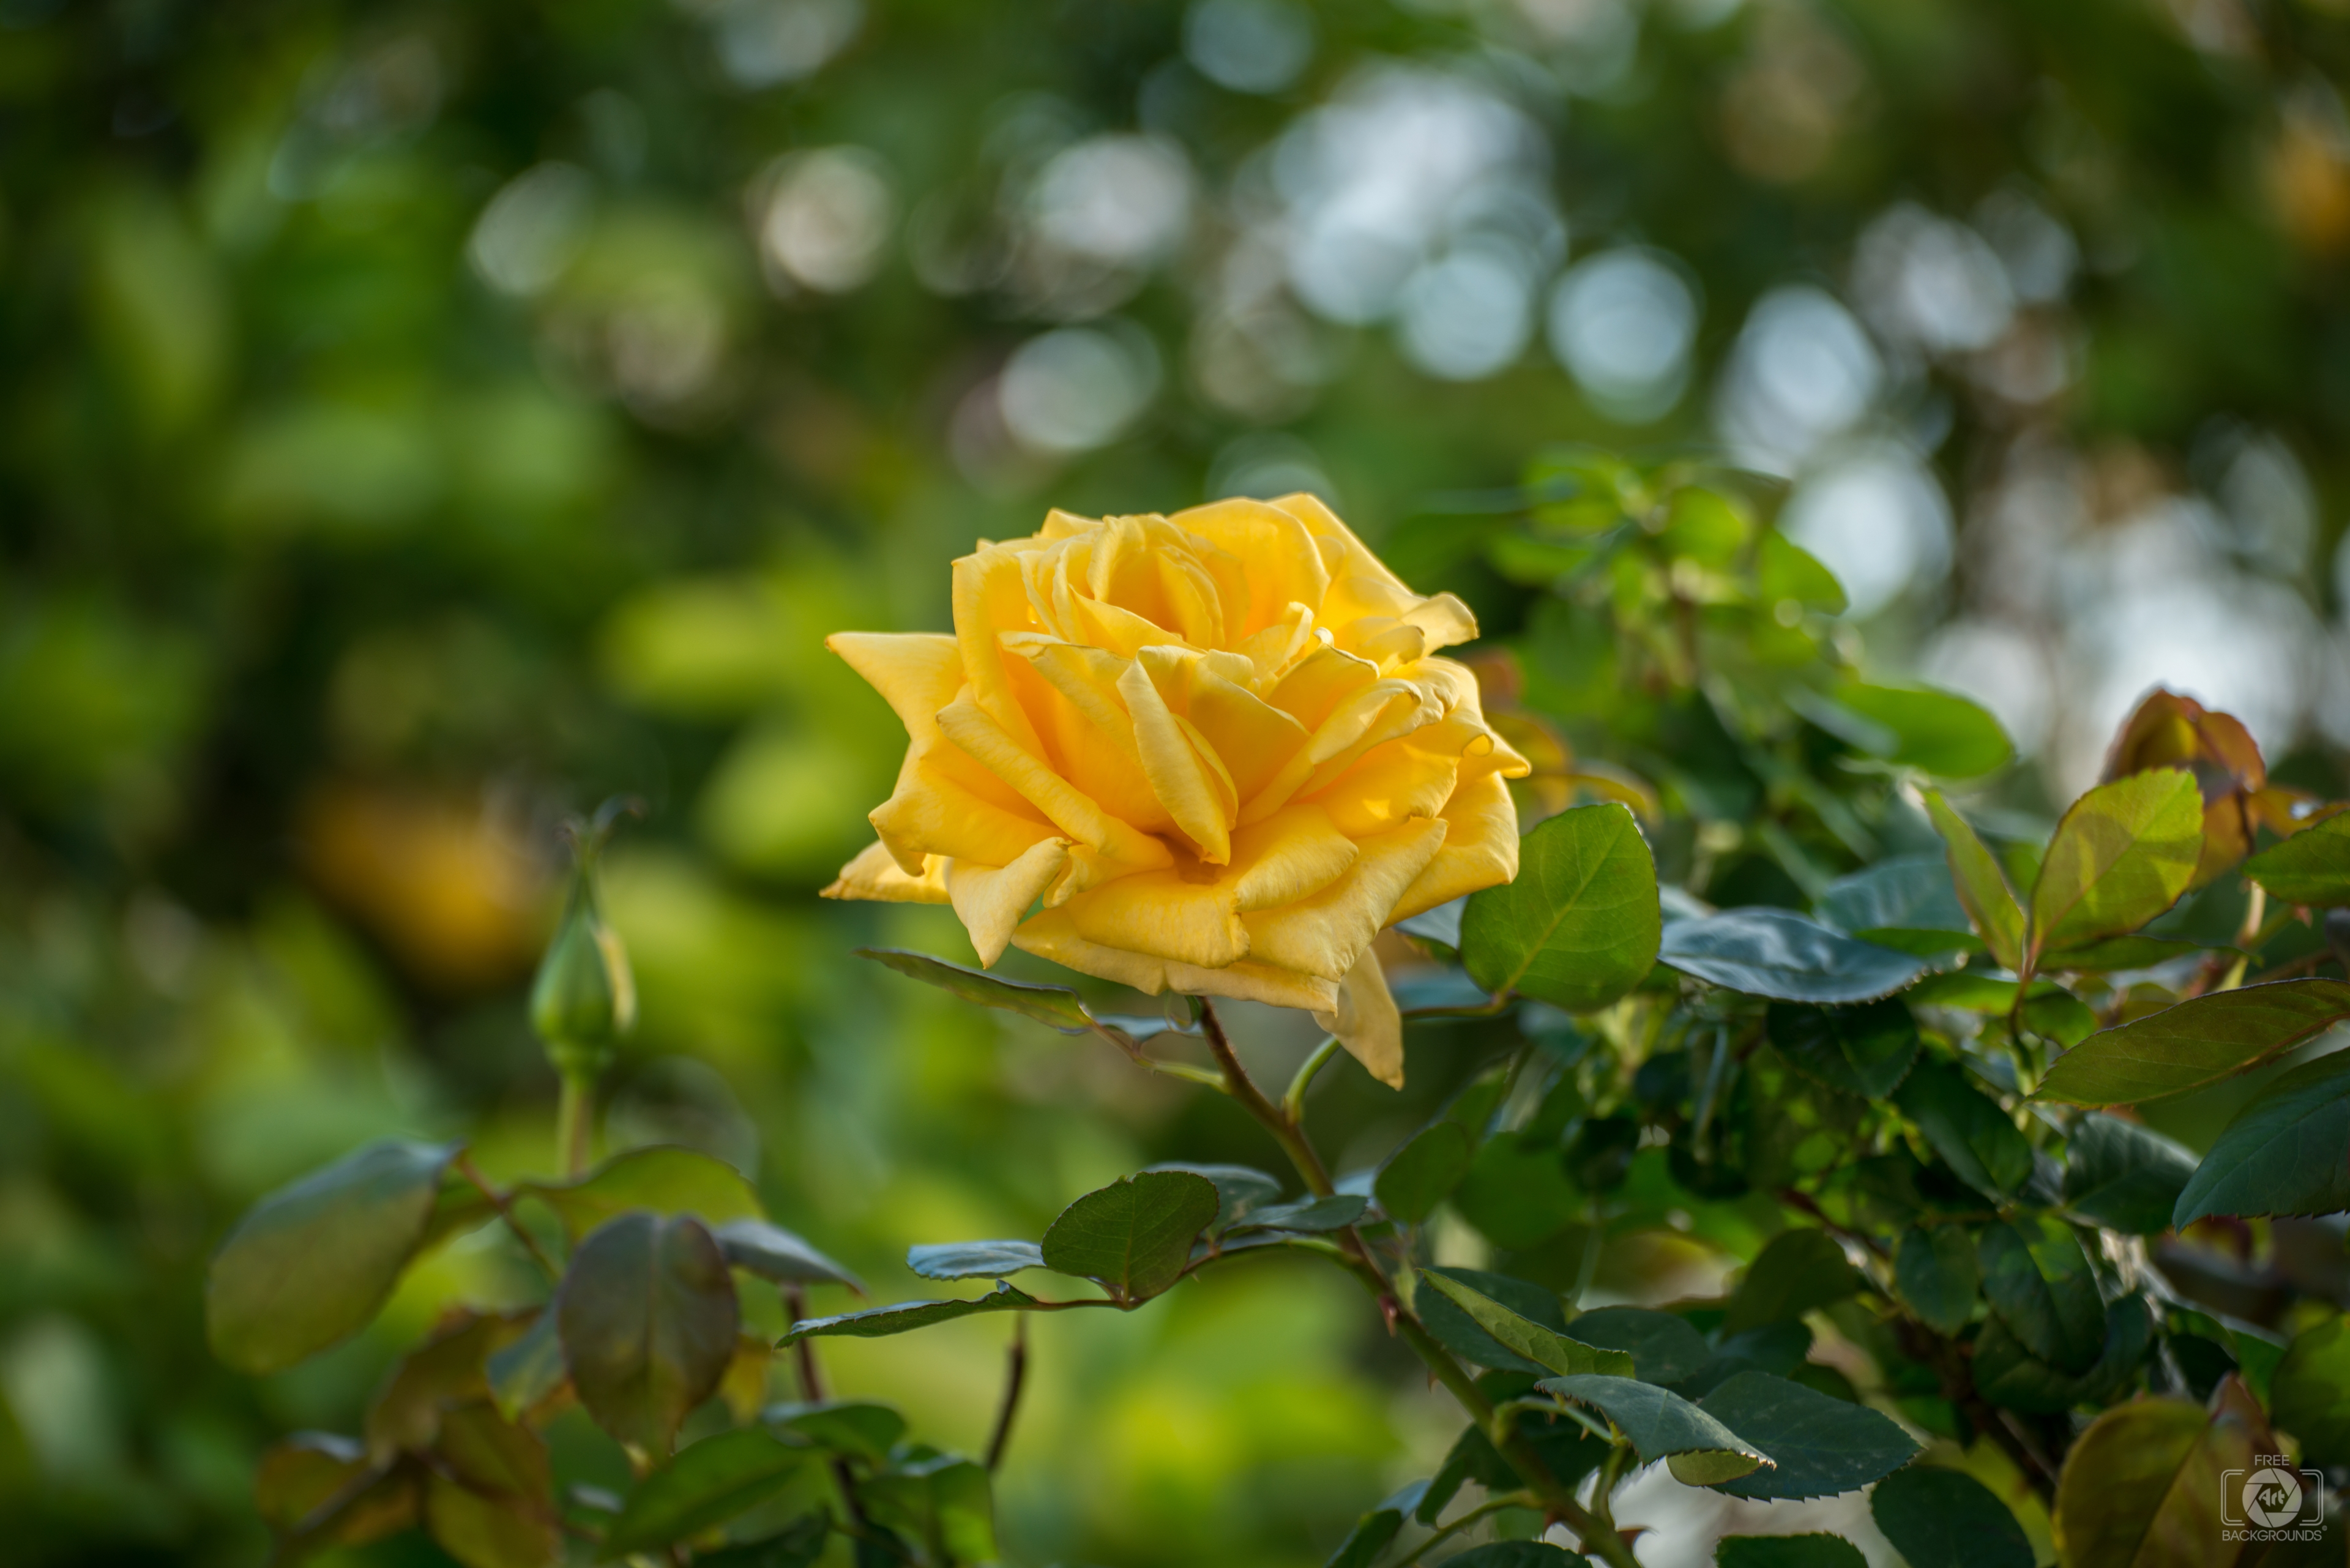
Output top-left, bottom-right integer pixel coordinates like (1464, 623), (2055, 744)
(531, 802), (639, 1085)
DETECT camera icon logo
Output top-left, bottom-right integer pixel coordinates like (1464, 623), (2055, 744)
(2223, 1457), (2325, 1538)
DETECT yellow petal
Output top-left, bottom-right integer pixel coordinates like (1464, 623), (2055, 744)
(1063, 868), (1248, 969)
(827, 633), (963, 740)
(822, 840), (951, 904)
(1390, 770), (1521, 921)
(1244, 816), (1448, 981)
(1229, 804), (1359, 911)
(1163, 957), (1340, 1013)
(1170, 498), (1332, 639)
(868, 761), (1061, 871)
(1010, 906), (1172, 996)
(1118, 657), (1232, 864)
(1311, 712), (1486, 838)
(1402, 592), (1479, 652)
(1313, 947), (1403, 1089)
(1002, 635), (1169, 833)
(1179, 661), (1308, 802)
(947, 838), (1072, 966)
(936, 689), (1173, 878)
(952, 545), (1048, 753)
(1267, 643), (1381, 731)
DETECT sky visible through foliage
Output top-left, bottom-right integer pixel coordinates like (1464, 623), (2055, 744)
(2, 0), (2349, 1563)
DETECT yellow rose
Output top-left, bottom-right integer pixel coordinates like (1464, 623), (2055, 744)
(822, 493), (1528, 1085)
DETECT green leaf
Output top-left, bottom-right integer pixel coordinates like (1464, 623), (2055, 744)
(764, 1400), (906, 1462)
(1894, 1061), (2032, 1198)
(1811, 855), (1975, 949)
(2036, 979), (2350, 1105)
(860, 1452), (994, 1565)
(206, 1138), (461, 1374)
(254, 1433), (414, 1548)
(1537, 1374), (1769, 1484)
(2273, 1314), (2350, 1469)
(779, 1281), (1046, 1344)
(523, 1146), (764, 1242)
(557, 1212), (740, 1454)
(1979, 1215), (2106, 1375)
(1714, 1536), (1867, 1568)
(857, 947), (1095, 1032)
(2244, 813), (2350, 906)
(486, 1312), (566, 1424)
(906, 1241), (1045, 1280)
(1143, 1162), (1282, 1230)
(1443, 1546), (1580, 1566)
(367, 1310), (534, 1457)
(1461, 802), (1661, 1012)
(1698, 1371), (1922, 1500)
(422, 1402), (559, 1568)
(1972, 1296), (2152, 1414)
(1375, 1121), (1474, 1226)
(713, 1219), (862, 1291)
(1452, 1135), (1580, 1249)
(1868, 1467), (2031, 1568)
(1758, 529), (1846, 611)
(2173, 1048), (2350, 1225)
(2037, 935), (2213, 972)
(1765, 999), (1919, 1099)
(1040, 1171), (1219, 1304)
(1723, 1230), (1860, 1335)
(1417, 1267), (1570, 1374)
(2052, 1381), (2269, 1568)
(1892, 1226), (1977, 1337)
(1417, 1270), (1633, 1378)
(2062, 1114), (2197, 1234)
(2029, 769), (2203, 966)
(1677, 1322), (1813, 1400)
(1225, 1194), (1367, 1234)
(1324, 1482), (1428, 1568)
(603, 1427), (813, 1558)
(1824, 682), (2013, 779)
(1658, 910), (1924, 1003)
(1561, 1306), (1710, 1386)
(1923, 792), (2025, 973)
(693, 1517), (828, 1568)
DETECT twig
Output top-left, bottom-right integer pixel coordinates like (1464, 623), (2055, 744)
(455, 1153), (561, 1282)
(1282, 1036), (1342, 1124)
(984, 1315), (1028, 1472)
(784, 1284), (827, 1402)
(1393, 1491), (1539, 1566)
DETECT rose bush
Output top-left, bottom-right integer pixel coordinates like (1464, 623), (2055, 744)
(821, 493), (1529, 1083)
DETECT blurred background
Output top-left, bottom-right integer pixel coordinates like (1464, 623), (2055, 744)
(3, 0), (2349, 1562)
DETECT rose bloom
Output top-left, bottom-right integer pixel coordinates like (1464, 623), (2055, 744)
(824, 494), (1527, 1084)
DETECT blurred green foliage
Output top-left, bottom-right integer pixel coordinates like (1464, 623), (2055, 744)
(2, 0), (2348, 1562)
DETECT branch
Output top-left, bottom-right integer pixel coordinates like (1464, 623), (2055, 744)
(984, 1315), (1028, 1473)
(455, 1154), (561, 1282)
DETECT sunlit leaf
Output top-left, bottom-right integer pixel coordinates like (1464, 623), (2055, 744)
(523, 1145), (763, 1242)
(2028, 769), (2203, 967)
(2243, 813), (2350, 906)
(557, 1212), (740, 1454)
(206, 1139), (462, 1375)
(1659, 909), (1923, 1003)
(1922, 793), (2025, 973)
(2173, 1049), (2350, 1226)
(1537, 1373), (1767, 1484)
(1819, 682), (2013, 779)
(1418, 1269), (1632, 1378)
(2272, 1315), (2350, 1469)
(2051, 1379), (2270, 1568)
(2035, 979), (2350, 1105)
(1868, 1467), (2031, 1568)
(1039, 1170), (1218, 1304)
(1461, 802), (1660, 1011)
(2101, 687), (2267, 890)
(421, 1402), (558, 1568)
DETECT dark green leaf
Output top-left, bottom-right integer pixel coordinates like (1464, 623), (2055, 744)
(1892, 1226), (1977, 1337)
(524, 1146), (763, 1242)
(1461, 802), (1660, 1012)
(1811, 855), (1974, 946)
(1979, 1215), (2106, 1375)
(1225, 1194), (1366, 1234)
(1766, 999), (1919, 1099)
(2036, 979), (2350, 1105)
(206, 1138), (461, 1374)
(1676, 1322), (1812, 1400)
(2028, 769), (2203, 966)
(557, 1212), (740, 1454)
(422, 1402), (558, 1568)
(693, 1517), (829, 1568)
(2018, 987), (2100, 1049)
(1324, 1482), (1427, 1568)
(1040, 1170), (1218, 1304)
(1714, 1536), (1867, 1568)
(2173, 1048), (2350, 1225)
(906, 1241), (1045, 1280)
(1417, 1419), (1519, 1523)
(1375, 1121), (1474, 1226)
(2244, 814), (2350, 906)
(1973, 1296), (2151, 1414)
(1418, 1269), (1632, 1378)
(714, 1219), (862, 1291)
(1868, 1466), (2032, 1568)
(779, 1282), (1046, 1344)
(1824, 682), (2013, 779)
(1659, 910), (1924, 1003)
(764, 1400), (906, 1462)
(2272, 1314), (2350, 1469)
(1894, 1061), (2032, 1198)
(1452, 1134), (1580, 1249)
(603, 1427), (813, 1557)
(486, 1312), (565, 1424)
(1417, 1267), (1572, 1375)
(2037, 936), (2212, 972)
(1698, 1371), (1922, 1501)
(1562, 1307), (1710, 1386)
(857, 947), (1094, 1032)
(254, 1433), (414, 1547)
(1537, 1374), (1768, 1484)
(2062, 1114), (2197, 1234)
(1143, 1162), (1281, 1230)
(1923, 792), (2026, 974)
(860, 1452), (994, 1564)
(1444, 1547), (1580, 1566)
(1724, 1230), (1861, 1335)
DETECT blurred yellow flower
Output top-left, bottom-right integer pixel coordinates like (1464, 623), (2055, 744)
(823, 495), (1528, 1085)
